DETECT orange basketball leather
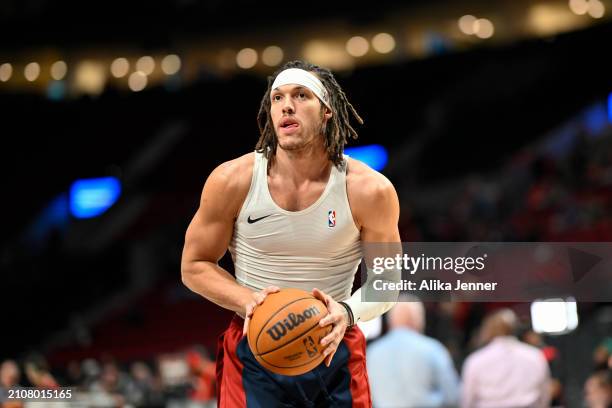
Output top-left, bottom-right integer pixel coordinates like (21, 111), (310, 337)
(247, 288), (332, 376)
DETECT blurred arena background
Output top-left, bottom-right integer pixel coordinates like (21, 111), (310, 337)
(1, 0), (612, 406)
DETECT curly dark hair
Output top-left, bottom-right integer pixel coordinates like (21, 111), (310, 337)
(255, 60), (363, 167)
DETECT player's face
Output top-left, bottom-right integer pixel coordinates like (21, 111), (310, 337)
(270, 84), (331, 151)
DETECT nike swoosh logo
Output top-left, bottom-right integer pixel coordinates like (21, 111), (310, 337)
(247, 214), (273, 224)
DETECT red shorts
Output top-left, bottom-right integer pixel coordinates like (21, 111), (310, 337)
(216, 315), (372, 407)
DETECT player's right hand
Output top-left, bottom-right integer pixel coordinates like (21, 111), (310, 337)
(242, 285), (280, 336)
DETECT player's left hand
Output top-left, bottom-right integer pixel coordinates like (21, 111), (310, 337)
(312, 288), (350, 367)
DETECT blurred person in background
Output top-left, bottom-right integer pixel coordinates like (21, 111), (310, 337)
(80, 358), (101, 390)
(461, 309), (550, 408)
(23, 355), (58, 389)
(594, 338), (612, 371)
(88, 360), (136, 407)
(367, 298), (460, 408)
(23, 355), (69, 408)
(63, 360), (83, 390)
(129, 361), (164, 408)
(1, 360), (23, 408)
(1, 360), (22, 389)
(428, 302), (463, 368)
(181, 59), (401, 407)
(521, 328), (564, 406)
(185, 346), (216, 408)
(584, 370), (612, 408)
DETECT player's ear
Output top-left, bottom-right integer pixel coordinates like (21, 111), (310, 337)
(324, 106), (332, 121)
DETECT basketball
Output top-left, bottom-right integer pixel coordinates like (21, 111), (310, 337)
(247, 288), (332, 376)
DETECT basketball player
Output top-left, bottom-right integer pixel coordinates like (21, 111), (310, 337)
(181, 60), (401, 407)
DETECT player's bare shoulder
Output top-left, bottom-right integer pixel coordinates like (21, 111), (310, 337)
(200, 152), (255, 219)
(210, 152), (254, 191)
(346, 157), (399, 228)
(346, 157), (396, 201)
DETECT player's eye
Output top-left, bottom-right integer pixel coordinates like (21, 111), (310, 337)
(298, 92), (306, 99)
(272, 94), (282, 102)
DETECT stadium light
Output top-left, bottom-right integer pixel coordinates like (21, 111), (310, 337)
(474, 18), (495, 39)
(583, 103), (608, 134)
(0, 63), (12, 82)
(24, 62), (40, 82)
(110, 58), (130, 78)
(161, 54), (182, 75)
(128, 71), (147, 92)
(344, 144), (389, 171)
(69, 177), (121, 218)
(530, 297), (578, 335)
(372, 33), (396, 54)
(588, 0), (605, 18)
(50, 61), (67, 80)
(262, 46), (284, 67)
(459, 15), (477, 35)
(346, 36), (369, 57)
(136, 56), (155, 75)
(236, 48), (257, 69)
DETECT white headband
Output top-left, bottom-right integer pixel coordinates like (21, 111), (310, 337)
(271, 68), (331, 109)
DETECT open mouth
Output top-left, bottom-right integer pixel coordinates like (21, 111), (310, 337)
(280, 118), (299, 129)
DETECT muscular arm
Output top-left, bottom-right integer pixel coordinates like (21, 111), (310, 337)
(345, 158), (402, 322)
(354, 169), (401, 243)
(316, 159), (402, 365)
(181, 155), (254, 315)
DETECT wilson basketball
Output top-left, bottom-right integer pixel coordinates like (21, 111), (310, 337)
(247, 288), (332, 376)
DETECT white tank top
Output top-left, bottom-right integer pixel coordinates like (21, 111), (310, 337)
(228, 152), (362, 301)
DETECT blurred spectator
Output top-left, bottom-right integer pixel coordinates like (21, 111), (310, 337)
(80, 358), (101, 389)
(23, 355), (67, 408)
(594, 338), (612, 370)
(185, 346), (216, 408)
(129, 361), (164, 407)
(521, 329), (563, 406)
(428, 302), (461, 355)
(64, 360), (83, 388)
(88, 361), (135, 407)
(1, 360), (21, 389)
(1, 360), (23, 408)
(24, 354), (58, 389)
(367, 298), (460, 408)
(461, 309), (550, 408)
(157, 352), (192, 407)
(584, 370), (612, 408)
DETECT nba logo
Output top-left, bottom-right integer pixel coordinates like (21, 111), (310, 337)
(328, 210), (336, 227)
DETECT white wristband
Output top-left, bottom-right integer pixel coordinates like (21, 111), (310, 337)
(344, 288), (396, 323)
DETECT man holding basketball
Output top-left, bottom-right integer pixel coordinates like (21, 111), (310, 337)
(182, 60), (401, 407)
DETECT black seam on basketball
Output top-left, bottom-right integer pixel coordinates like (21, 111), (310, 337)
(253, 295), (319, 350)
(256, 324), (330, 369)
(257, 318), (326, 357)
